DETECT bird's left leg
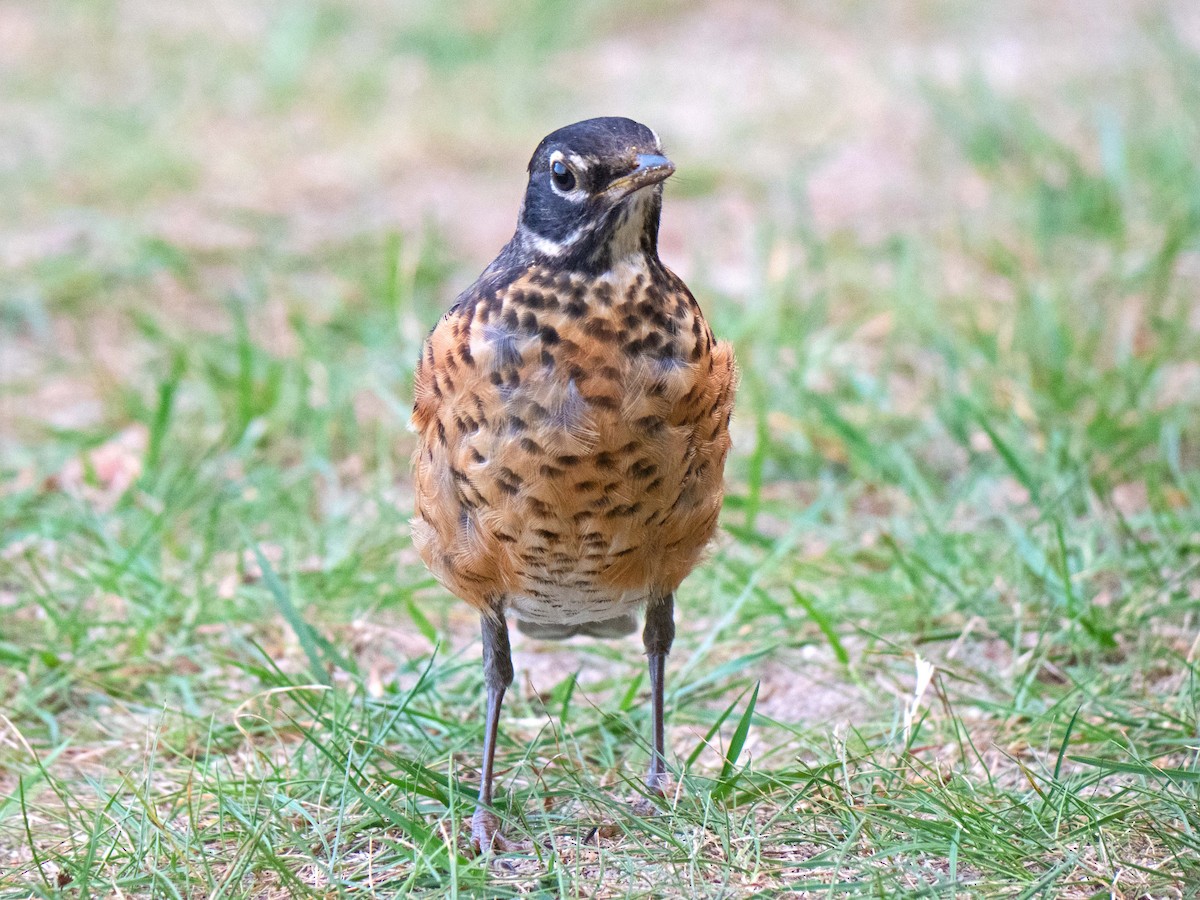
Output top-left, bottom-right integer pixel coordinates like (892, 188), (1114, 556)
(642, 593), (675, 796)
(471, 606), (514, 853)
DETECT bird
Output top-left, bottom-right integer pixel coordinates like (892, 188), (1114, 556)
(410, 116), (736, 853)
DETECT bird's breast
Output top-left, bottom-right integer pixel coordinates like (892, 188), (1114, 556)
(412, 261), (735, 617)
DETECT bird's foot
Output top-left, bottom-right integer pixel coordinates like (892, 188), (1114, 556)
(630, 773), (670, 816)
(470, 807), (513, 856)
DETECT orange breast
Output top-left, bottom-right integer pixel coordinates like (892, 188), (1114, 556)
(411, 261), (736, 620)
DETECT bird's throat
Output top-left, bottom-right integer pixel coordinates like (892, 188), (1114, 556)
(612, 188), (662, 256)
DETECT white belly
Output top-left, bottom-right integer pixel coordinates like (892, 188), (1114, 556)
(509, 588), (647, 626)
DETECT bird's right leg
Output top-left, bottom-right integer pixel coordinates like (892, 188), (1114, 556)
(643, 593), (675, 796)
(624, 594), (676, 820)
(472, 606), (514, 854)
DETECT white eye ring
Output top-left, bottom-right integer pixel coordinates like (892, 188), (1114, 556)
(548, 151), (587, 200)
(551, 159), (575, 191)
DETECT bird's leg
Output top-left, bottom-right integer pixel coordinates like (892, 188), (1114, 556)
(642, 593), (676, 797)
(472, 607), (514, 854)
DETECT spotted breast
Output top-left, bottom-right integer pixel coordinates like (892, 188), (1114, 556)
(411, 255), (735, 632)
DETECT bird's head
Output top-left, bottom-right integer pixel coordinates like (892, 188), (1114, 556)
(515, 117), (674, 271)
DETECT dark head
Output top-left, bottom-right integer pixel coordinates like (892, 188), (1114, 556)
(513, 117), (674, 272)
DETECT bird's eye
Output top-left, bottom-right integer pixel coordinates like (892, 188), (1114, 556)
(551, 160), (576, 192)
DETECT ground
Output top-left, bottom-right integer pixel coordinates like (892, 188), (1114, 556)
(2, 0), (1200, 897)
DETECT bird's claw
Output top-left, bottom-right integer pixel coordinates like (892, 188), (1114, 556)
(646, 771), (669, 797)
(630, 773), (669, 816)
(470, 807), (512, 856)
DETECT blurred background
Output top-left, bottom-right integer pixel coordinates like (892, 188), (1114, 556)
(3, 1), (1200, 895)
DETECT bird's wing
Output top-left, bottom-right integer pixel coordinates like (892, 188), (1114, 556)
(410, 278), (525, 610)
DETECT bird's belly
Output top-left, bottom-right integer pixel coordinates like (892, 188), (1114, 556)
(499, 457), (671, 624)
(508, 587), (647, 626)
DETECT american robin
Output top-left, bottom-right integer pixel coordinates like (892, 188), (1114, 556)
(410, 117), (736, 852)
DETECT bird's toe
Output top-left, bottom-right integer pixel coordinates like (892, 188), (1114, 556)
(470, 807), (513, 856)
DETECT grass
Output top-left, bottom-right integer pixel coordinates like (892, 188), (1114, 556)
(2, 1), (1200, 897)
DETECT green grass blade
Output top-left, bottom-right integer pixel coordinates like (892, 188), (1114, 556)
(711, 681), (759, 802)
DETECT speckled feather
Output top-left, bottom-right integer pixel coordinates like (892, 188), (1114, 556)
(411, 254), (736, 628)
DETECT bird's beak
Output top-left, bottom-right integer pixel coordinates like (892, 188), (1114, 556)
(605, 153), (675, 199)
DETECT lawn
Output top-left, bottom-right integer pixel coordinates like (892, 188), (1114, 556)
(2, 1), (1199, 897)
